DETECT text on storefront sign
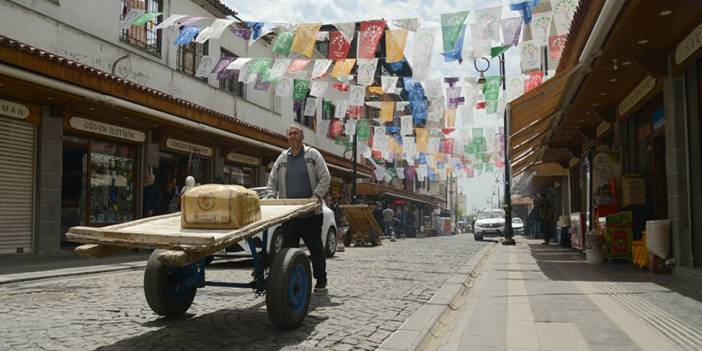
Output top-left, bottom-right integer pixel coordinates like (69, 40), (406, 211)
(69, 117), (145, 142)
(675, 22), (702, 65)
(0, 98), (30, 120)
(166, 138), (213, 157)
(226, 152), (260, 166)
(618, 76), (656, 117)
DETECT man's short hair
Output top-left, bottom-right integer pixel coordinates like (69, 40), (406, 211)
(288, 124), (304, 135)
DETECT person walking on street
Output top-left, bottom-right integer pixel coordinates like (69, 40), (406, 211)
(535, 194), (554, 245)
(382, 205), (394, 239)
(142, 173), (161, 217)
(268, 125), (331, 292)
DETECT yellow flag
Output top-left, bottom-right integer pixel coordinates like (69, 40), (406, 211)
(291, 23), (322, 57)
(436, 152), (446, 163)
(330, 59), (356, 79)
(389, 135), (403, 154)
(416, 128), (428, 152)
(380, 101), (395, 122)
(386, 29), (409, 63)
(444, 109), (457, 128)
(368, 86), (384, 95)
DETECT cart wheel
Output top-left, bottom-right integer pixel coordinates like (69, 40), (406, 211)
(266, 248), (311, 330)
(144, 250), (197, 317)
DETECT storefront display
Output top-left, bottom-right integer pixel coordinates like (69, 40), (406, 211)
(604, 211), (633, 262)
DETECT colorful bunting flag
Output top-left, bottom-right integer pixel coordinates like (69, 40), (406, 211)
(552, 0), (577, 34)
(386, 29), (409, 63)
(155, 14), (188, 30)
(174, 26), (203, 45)
(501, 17), (524, 46)
(392, 17), (421, 32)
(530, 12), (553, 47)
(520, 40), (541, 72)
(334, 22), (356, 42)
(195, 18), (235, 43)
(195, 56), (218, 78)
(120, 9), (146, 30)
(549, 34), (568, 60)
(131, 11), (162, 27)
(349, 85), (366, 106)
(380, 101), (395, 123)
(358, 20), (386, 59)
(381, 76), (399, 93)
(356, 59), (379, 86)
(291, 23), (322, 57)
(441, 11), (469, 63)
(330, 59), (356, 80)
(329, 32), (351, 59)
(293, 79), (310, 100)
(524, 71), (544, 92)
(275, 77), (293, 97)
(412, 27), (436, 80)
(272, 31), (295, 56)
(474, 6), (502, 42)
(357, 119), (371, 141)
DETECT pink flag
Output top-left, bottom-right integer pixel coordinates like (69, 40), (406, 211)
(549, 34), (568, 60)
(524, 71), (544, 93)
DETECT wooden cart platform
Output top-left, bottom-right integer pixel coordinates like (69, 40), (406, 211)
(67, 199), (319, 266)
(339, 204), (383, 246)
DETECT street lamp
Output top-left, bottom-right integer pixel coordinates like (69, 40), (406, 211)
(473, 54), (515, 246)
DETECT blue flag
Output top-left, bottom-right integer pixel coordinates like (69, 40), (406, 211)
(174, 26), (203, 45)
(245, 21), (265, 40)
(510, 0), (540, 24)
(441, 24), (466, 63)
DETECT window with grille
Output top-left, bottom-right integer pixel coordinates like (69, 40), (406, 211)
(218, 48), (245, 97)
(120, 0), (163, 56)
(176, 41), (209, 81)
(294, 99), (316, 130)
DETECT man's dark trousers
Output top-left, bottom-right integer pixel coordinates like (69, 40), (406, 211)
(281, 214), (326, 282)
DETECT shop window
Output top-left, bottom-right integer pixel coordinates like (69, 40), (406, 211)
(119, 0), (163, 56)
(223, 164), (257, 188)
(321, 99), (335, 120)
(177, 41), (209, 81)
(219, 48), (245, 97)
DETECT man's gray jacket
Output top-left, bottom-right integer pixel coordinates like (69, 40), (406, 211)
(267, 145), (331, 213)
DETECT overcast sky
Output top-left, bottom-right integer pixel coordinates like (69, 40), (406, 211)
(225, 0), (533, 214)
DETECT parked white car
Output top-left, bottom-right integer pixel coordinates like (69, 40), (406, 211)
(512, 217), (525, 235)
(212, 187), (338, 263)
(473, 209), (505, 241)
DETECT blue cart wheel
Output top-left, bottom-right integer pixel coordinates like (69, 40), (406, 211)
(144, 250), (197, 317)
(266, 248), (312, 330)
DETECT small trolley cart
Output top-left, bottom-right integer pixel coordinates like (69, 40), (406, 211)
(66, 199), (319, 330)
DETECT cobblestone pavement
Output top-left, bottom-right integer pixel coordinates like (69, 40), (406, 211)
(0, 235), (489, 351)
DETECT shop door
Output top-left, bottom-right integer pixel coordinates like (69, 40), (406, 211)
(0, 118), (36, 254)
(61, 145), (88, 241)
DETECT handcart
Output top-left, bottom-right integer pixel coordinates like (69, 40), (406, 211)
(339, 204), (383, 247)
(66, 199), (319, 330)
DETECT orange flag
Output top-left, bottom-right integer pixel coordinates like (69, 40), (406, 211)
(444, 109), (457, 128)
(386, 29), (409, 63)
(291, 23), (322, 57)
(330, 59), (356, 79)
(380, 101), (395, 122)
(416, 128), (428, 152)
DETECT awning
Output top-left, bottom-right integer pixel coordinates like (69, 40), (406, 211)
(380, 192), (437, 207)
(357, 182), (443, 208)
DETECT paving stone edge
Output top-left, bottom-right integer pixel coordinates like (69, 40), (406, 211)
(0, 262), (147, 286)
(377, 242), (496, 351)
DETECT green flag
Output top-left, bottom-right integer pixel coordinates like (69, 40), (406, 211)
(131, 12), (162, 27)
(483, 76), (501, 114)
(441, 11), (470, 53)
(272, 31), (295, 57)
(357, 119), (371, 141)
(490, 45), (511, 58)
(293, 80), (310, 100)
(472, 128), (483, 138)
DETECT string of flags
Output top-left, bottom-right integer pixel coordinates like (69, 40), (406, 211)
(121, 0), (577, 183)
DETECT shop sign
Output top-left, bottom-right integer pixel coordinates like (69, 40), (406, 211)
(331, 176), (344, 184)
(675, 22), (702, 66)
(534, 162), (568, 177)
(596, 121), (610, 138)
(165, 138), (213, 157)
(69, 117), (145, 142)
(0, 98), (30, 120)
(226, 152), (260, 166)
(568, 157), (579, 168)
(618, 76), (656, 117)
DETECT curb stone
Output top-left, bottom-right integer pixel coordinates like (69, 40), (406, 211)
(377, 243), (496, 351)
(0, 261), (147, 286)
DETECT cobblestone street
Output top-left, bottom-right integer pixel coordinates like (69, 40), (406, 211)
(0, 235), (488, 351)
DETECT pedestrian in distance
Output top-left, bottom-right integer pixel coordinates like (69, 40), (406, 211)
(383, 205), (395, 240)
(142, 173), (161, 217)
(268, 124), (331, 292)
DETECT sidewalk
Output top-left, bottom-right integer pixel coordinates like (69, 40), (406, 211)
(0, 248), (151, 285)
(437, 237), (702, 351)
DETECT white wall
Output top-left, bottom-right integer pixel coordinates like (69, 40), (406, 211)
(0, 0), (344, 156)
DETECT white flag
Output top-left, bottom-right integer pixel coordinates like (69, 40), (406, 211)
(392, 17), (421, 32)
(304, 97), (317, 116)
(349, 85), (366, 106)
(310, 81), (329, 97)
(412, 28), (436, 80)
(530, 12), (553, 47)
(334, 22), (356, 42)
(356, 59), (378, 86)
(335, 100), (349, 118)
(474, 6), (503, 42)
(345, 119), (357, 136)
(155, 14), (189, 30)
(401, 115), (414, 136)
(424, 79), (444, 99)
(381, 76), (399, 93)
(226, 58), (252, 71)
(195, 19), (235, 43)
(195, 56), (218, 78)
(275, 77), (294, 97)
(311, 59), (333, 80)
(397, 167), (405, 180)
(520, 40), (541, 72)
(553, 0), (577, 35)
(269, 59), (291, 81)
(417, 165), (428, 181)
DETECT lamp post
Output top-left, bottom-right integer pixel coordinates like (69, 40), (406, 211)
(474, 54), (515, 246)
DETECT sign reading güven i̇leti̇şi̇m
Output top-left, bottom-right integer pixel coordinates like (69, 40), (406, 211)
(0, 98), (30, 120)
(69, 116), (145, 142)
(165, 138), (213, 157)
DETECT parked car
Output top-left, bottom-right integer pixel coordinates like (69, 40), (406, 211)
(473, 209), (505, 241)
(512, 217), (525, 235)
(211, 187), (338, 263)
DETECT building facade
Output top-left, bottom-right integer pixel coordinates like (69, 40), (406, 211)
(0, 0), (370, 255)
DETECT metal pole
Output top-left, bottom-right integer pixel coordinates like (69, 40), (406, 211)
(500, 53), (515, 245)
(352, 131), (358, 204)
